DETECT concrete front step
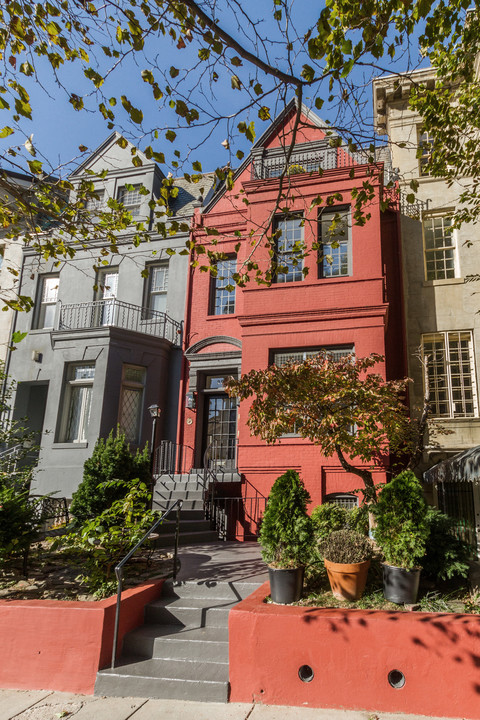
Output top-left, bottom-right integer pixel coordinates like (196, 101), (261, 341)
(95, 656), (229, 702)
(123, 624), (229, 662)
(157, 518), (212, 535)
(154, 489), (204, 501)
(144, 595), (237, 627)
(151, 504), (205, 520)
(154, 530), (219, 547)
(163, 579), (262, 601)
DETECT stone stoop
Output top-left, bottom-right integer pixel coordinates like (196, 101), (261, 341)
(94, 578), (261, 702)
(152, 475), (218, 546)
(151, 471), (242, 546)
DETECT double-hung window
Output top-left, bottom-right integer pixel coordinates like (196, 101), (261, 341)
(422, 331), (478, 418)
(146, 264), (169, 315)
(118, 365), (146, 444)
(210, 257), (236, 315)
(60, 364), (95, 443)
(35, 275), (59, 329)
(319, 209), (351, 278)
(423, 215), (457, 280)
(418, 129), (434, 176)
(274, 215), (304, 283)
(117, 185), (142, 217)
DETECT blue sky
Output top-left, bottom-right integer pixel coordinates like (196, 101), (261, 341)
(1, 1), (429, 180)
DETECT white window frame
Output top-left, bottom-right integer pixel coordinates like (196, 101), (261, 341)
(35, 274), (59, 329)
(117, 184), (142, 217)
(423, 214), (458, 281)
(210, 256), (236, 315)
(422, 331), (478, 418)
(146, 263), (169, 315)
(85, 189), (105, 214)
(118, 365), (146, 445)
(59, 364), (95, 443)
(418, 128), (434, 176)
(319, 208), (352, 278)
(274, 215), (305, 283)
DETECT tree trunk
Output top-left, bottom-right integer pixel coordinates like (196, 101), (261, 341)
(334, 445), (377, 502)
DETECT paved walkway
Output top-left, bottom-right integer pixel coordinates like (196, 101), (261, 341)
(0, 689), (465, 720)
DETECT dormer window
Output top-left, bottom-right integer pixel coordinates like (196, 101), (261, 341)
(117, 185), (142, 217)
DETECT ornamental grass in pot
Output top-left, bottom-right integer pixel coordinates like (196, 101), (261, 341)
(260, 469), (314, 604)
(372, 470), (430, 604)
(318, 528), (374, 601)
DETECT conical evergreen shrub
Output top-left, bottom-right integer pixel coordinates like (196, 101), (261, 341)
(70, 427), (150, 524)
(259, 469), (313, 568)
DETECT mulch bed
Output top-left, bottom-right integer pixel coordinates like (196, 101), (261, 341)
(0, 541), (174, 601)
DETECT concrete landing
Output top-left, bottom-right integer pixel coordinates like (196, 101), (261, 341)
(176, 540), (269, 584)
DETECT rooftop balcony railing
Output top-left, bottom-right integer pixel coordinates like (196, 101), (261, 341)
(251, 145), (378, 180)
(56, 299), (182, 346)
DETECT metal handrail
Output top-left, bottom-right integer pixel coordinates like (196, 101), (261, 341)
(111, 498), (183, 669)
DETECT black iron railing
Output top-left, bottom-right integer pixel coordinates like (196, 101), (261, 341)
(154, 441), (194, 476)
(205, 493), (267, 541)
(111, 498), (183, 668)
(57, 299), (182, 346)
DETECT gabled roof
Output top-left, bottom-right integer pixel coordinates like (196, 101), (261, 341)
(69, 131), (155, 178)
(203, 98), (337, 213)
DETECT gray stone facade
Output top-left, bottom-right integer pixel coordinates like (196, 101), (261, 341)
(7, 134), (210, 499)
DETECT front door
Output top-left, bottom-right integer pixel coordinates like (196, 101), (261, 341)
(202, 374), (237, 469)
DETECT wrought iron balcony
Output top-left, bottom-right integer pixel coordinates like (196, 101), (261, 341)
(56, 299), (182, 345)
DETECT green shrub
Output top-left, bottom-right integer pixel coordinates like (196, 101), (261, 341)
(70, 428), (150, 524)
(318, 529), (374, 564)
(422, 506), (471, 581)
(259, 470), (314, 568)
(372, 470), (430, 570)
(311, 503), (348, 539)
(0, 482), (41, 564)
(59, 477), (158, 597)
(311, 502), (369, 540)
(347, 504), (369, 535)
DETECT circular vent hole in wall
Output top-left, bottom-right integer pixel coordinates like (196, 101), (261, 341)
(388, 669), (406, 689)
(298, 665), (314, 683)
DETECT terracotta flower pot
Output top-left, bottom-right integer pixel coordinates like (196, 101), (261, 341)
(324, 558), (371, 601)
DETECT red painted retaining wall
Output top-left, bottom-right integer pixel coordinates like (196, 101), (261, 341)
(229, 582), (480, 719)
(0, 579), (165, 695)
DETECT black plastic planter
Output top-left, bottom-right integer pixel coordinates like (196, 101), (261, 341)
(382, 563), (421, 604)
(268, 566), (304, 604)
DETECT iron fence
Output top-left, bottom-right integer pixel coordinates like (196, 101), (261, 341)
(437, 480), (478, 556)
(57, 299), (182, 345)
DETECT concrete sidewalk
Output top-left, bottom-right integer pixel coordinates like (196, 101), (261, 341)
(0, 690), (465, 720)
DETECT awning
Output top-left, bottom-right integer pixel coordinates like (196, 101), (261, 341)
(423, 445), (480, 484)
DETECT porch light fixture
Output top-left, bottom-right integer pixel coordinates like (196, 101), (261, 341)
(148, 404), (161, 418)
